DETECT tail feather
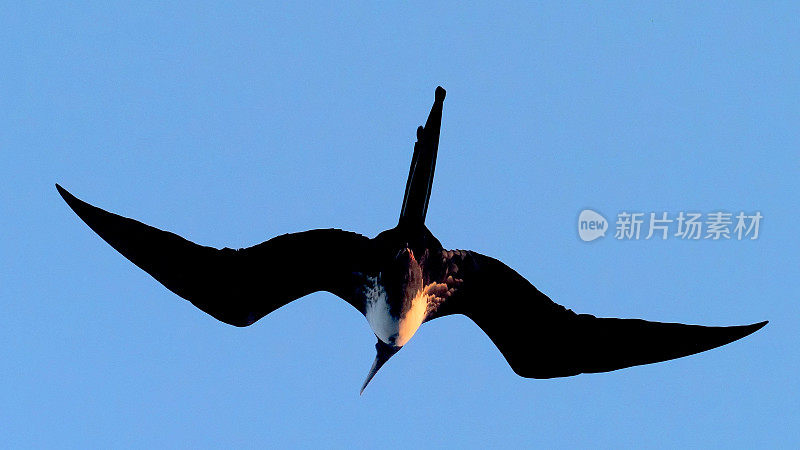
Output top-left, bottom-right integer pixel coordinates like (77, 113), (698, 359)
(400, 86), (445, 226)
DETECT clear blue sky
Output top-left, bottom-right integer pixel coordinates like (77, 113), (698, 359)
(3, 2), (797, 448)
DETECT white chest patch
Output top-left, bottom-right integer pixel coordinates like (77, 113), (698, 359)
(363, 276), (397, 345)
(363, 275), (428, 347)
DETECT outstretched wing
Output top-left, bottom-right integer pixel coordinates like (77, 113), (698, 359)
(57, 184), (375, 327)
(429, 250), (767, 378)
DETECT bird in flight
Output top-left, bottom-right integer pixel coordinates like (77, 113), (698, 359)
(57, 86), (766, 394)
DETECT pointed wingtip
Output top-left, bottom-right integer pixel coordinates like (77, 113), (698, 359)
(745, 320), (768, 334)
(55, 183), (84, 212)
(714, 320), (769, 350)
(55, 183), (75, 205)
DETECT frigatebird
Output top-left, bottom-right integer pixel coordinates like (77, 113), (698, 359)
(57, 86), (766, 394)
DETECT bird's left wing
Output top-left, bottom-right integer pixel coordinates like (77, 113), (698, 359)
(57, 184), (375, 326)
(427, 249), (767, 378)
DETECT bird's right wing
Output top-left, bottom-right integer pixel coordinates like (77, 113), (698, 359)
(428, 250), (767, 378)
(57, 184), (376, 326)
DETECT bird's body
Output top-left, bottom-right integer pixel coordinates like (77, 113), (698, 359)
(57, 86), (766, 394)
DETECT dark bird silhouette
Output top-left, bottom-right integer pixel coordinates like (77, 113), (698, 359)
(57, 86), (767, 394)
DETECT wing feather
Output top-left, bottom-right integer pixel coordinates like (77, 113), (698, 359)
(57, 184), (374, 326)
(431, 250), (767, 378)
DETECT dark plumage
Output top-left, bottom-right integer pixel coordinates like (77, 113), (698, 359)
(57, 86), (766, 394)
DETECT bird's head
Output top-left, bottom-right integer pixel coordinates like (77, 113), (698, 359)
(361, 245), (429, 394)
(360, 339), (402, 395)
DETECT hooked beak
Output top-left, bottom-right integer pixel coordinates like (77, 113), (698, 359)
(360, 339), (401, 395)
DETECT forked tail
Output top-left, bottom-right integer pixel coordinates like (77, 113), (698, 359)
(399, 86), (445, 226)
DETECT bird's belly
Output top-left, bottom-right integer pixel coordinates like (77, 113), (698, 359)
(363, 280), (400, 345)
(366, 304), (400, 345)
(362, 276), (426, 347)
